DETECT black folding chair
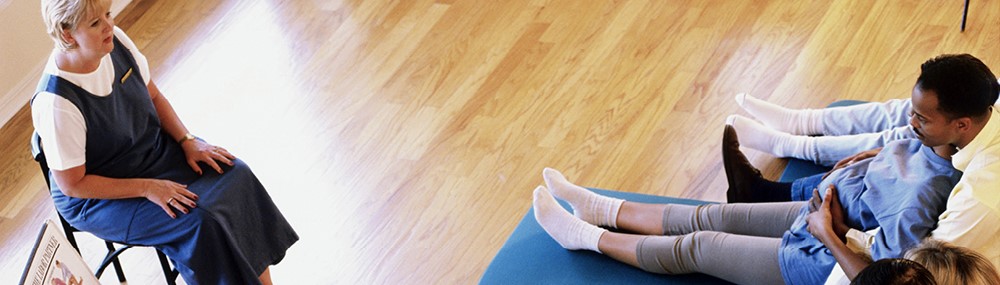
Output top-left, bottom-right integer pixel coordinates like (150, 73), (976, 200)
(31, 133), (179, 284)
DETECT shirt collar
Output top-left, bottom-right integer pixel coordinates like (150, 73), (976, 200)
(952, 108), (1000, 171)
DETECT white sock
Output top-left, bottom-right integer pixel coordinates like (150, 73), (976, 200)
(543, 168), (624, 228)
(533, 186), (605, 253)
(735, 93), (825, 135)
(726, 115), (817, 161)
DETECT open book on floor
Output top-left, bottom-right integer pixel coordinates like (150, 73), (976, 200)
(20, 219), (100, 285)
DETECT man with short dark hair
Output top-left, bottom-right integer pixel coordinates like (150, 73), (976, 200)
(895, 53), (1000, 270)
(728, 54), (1000, 278)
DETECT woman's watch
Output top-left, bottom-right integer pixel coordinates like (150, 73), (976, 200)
(178, 133), (196, 144)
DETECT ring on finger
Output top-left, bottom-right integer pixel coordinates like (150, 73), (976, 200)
(166, 197), (175, 204)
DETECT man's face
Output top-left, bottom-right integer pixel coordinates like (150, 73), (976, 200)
(909, 86), (961, 147)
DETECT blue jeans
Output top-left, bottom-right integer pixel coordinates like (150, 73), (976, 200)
(790, 173), (825, 201)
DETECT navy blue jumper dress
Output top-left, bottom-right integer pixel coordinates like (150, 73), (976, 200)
(34, 37), (298, 284)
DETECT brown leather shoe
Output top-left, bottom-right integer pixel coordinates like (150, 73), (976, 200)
(723, 125), (764, 203)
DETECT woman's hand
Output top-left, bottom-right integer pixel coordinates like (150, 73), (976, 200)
(144, 179), (199, 219)
(807, 185), (849, 245)
(180, 138), (236, 175)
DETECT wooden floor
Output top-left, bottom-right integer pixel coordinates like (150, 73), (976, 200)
(2, 0), (999, 283)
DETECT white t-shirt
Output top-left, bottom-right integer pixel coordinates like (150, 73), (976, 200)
(31, 26), (151, 171)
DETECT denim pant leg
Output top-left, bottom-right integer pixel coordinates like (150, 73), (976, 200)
(790, 173), (825, 201)
(820, 98), (912, 135)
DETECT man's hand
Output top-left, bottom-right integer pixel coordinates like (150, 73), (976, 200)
(826, 185), (849, 241)
(823, 148), (881, 180)
(807, 185), (849, 244)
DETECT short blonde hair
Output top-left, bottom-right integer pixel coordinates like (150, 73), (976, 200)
(906, 239), (1000, 285)
(40, 0), (108, 50)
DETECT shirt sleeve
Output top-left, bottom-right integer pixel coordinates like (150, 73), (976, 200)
(31, 92), (87, 170)
(112, 26), (150, 85)
(931, 180), (1000, 262)
(845, 228), (875, 254)
(870, 207), (937, 260)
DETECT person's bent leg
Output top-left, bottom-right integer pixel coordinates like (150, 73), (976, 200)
(727, 115), (815, 160)
(733, 95), (913, 137)
(735, 93), (824, 135)
(729, 115), (915, 166)
(810, 125), (917, 165)
(635, 232), (786, 285)
(820, 98), (912, 136)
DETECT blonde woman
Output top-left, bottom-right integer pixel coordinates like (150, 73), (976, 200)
(906, 240), (1000, 285)
(32, 0), (297, 283)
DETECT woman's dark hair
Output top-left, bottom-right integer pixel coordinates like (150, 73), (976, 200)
(852, 258), (937, 285)
(916, 54), (999, 120)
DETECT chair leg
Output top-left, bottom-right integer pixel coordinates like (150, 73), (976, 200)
(95, 243), (131, 281)
(58, 216), (80, 251)
(105, 241), (128, 283)
(156, 250), (178, 285)
(962, 0), (970, 32)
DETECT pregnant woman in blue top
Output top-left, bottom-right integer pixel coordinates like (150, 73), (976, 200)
(533, 125), (959, 285)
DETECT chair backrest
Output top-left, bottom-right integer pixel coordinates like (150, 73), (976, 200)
(30, 132), (52, 187)
(30, 132), (81, 248)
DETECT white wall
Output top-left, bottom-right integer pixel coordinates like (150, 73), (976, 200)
(0, 0), (130, 128)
